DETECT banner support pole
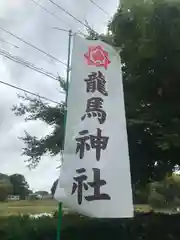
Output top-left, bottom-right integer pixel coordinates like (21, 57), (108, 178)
(57, 29), (72, 240)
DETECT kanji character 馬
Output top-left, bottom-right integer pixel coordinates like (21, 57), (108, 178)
(81, 97), (107, 124)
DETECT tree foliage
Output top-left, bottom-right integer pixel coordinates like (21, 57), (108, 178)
(0, 181), (12, 202)
(12, 79), (66, 169)
(0, 173), (10, 182)
(35, 191), (49, 196)
(51, 179), (58, 196)
(0, 173), (30, 201)
(12, 0), (180, 185)
(9, 174), (30, 200)
(148, 174), (180, 207)
(109, 0), (180, 184)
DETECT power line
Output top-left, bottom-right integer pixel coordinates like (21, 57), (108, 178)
(0, 80), (61, 105)
(87, 0), (110, 17)
(0, 48), (65, 94)
(29, 0), (69, 27)
(0, 48), (59, 81)
(0, 37), (19, 48)
(0, 26), (67, 67)
(30, 0), (86, 37)
(47, 0), (99, 36)
(48, 0), (88, 28)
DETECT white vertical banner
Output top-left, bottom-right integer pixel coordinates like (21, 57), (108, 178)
(55, 35), (133, 218)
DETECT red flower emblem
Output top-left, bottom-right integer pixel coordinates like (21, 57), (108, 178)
(84, 45), (111, 70)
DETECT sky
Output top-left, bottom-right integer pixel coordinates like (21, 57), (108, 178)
(0, 0), (119, 192)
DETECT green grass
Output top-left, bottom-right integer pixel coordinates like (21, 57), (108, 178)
(1, 200), (179, 217)
(0, 199), (58, 216)
(0, 200), (153, 217)
(0, 200), (151, 216)
(134, 204), (153, 213)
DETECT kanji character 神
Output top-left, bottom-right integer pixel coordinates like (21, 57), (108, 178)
(75, 130), (90, 159)
(75, 128), (109, 161)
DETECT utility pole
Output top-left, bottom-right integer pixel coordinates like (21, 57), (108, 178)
(56, 29), (72, 240)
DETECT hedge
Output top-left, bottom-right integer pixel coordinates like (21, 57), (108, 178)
(0, 212), (180, 239)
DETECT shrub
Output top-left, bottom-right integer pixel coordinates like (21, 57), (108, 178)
(1, 213), (180, 239)
(148, 191), (166, 208)
(133, 189), (149, 204)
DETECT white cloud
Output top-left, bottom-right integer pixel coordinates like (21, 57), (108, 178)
(0, 0), (119, 191)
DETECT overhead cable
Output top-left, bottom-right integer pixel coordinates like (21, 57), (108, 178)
(0, 48), (59, 81)
(29, 0), (69, 26)
(0, 80), (61, 105)
(87, 0), (110, 17)
(30, 0), (86, 37)
(0, 26), (67, 67)
(47, 0), (99, 36)
(0, 37), (19, 48)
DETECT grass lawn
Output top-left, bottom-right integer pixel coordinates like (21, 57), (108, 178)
(135, 204), (153, 213)
(0, 200), (154, 217)
(0, 199), (58, 217)
(0, 200), (179, 217)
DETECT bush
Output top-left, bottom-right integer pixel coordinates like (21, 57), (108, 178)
(148, 191), (166, 208)
(1, 212), (180, 239)
(133, 189), (149, 204)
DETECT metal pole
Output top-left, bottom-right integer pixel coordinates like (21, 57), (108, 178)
(57, 29), (72, 240)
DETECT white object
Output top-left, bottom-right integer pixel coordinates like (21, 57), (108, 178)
(55, 35), (133, 218)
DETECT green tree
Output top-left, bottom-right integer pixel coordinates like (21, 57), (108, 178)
(9, 174), (30, 200)
(0, 173), (10, 182)
(12, 80), (66, 169)
(35, 191), (49, 196)
(109, 0), (180, 184)
(12, 0), (180, 186)
(51, 179), (58, 196)
(148, 174), (180, 207)
(0, 181), (12, 202)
